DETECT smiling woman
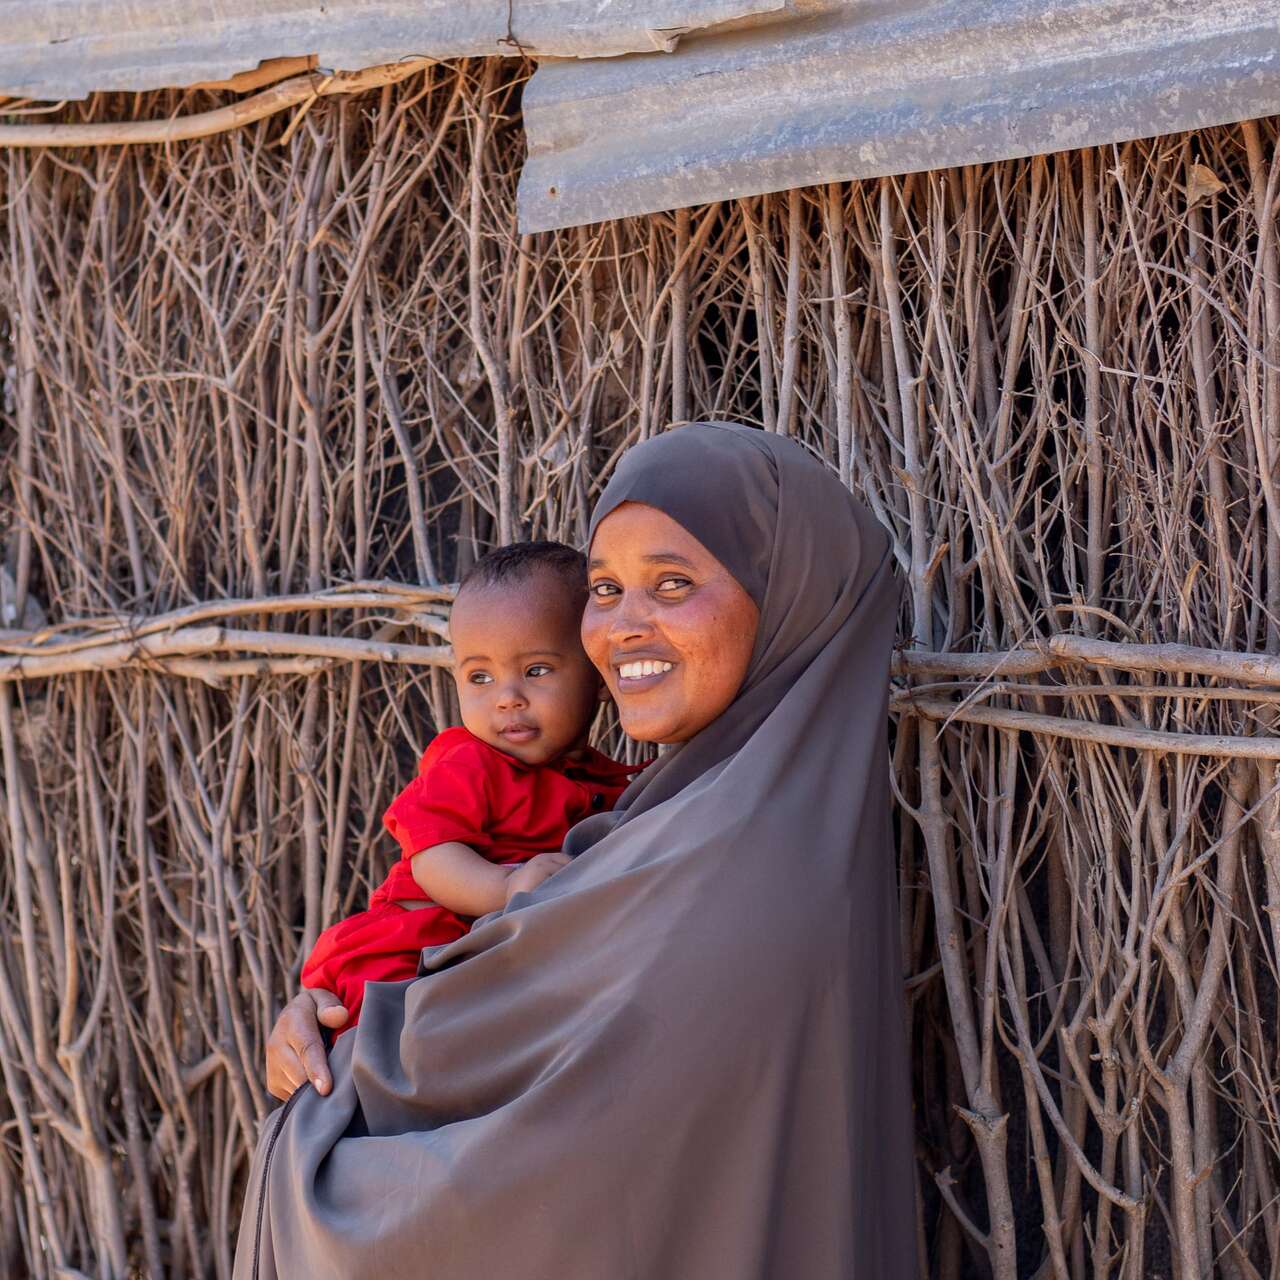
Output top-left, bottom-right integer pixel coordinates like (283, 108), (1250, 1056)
(583, 502), (760, 744)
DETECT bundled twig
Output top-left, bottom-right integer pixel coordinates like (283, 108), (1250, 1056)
(2, 58), (1279, 1279)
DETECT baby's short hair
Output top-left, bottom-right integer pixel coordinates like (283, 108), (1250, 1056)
(457, 540), (587, 603)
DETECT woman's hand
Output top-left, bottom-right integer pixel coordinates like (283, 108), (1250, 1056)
(504, 851), (572, 905)
(266, 988), (349, 1101)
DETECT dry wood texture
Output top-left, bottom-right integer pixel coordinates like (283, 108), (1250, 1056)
(2, 60), (1279, 1278)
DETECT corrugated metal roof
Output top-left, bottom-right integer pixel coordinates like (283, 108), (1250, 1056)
(0, 0), (782, 99)
(518, 0), (1280, 232)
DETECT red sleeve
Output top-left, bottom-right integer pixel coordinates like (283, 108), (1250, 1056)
(382, 738), (495, 859)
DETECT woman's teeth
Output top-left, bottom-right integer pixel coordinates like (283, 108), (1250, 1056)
(618, 661), (673, 681)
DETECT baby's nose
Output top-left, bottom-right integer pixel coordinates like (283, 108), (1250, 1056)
(495, 684), (527, 708)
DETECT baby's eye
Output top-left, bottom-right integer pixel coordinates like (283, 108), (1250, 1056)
(468, 671), (494, 685)
(526, 664), (552, 678)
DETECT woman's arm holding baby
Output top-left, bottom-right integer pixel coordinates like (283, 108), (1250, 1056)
(406, 842), (571, 915)
(267, 847), (573, 1099)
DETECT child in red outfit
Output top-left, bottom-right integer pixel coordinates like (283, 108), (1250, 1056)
(302, 542), (640, 1030)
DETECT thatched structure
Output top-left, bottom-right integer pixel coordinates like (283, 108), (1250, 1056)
(3, 58), (1280, 1279)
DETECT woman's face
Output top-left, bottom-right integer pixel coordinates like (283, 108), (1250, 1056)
(583, 502), (760, 744)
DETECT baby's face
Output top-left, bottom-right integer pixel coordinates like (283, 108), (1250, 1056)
(450, 572), (603, 766)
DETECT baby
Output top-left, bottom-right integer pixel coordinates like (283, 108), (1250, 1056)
(302, 541), (639, 1029)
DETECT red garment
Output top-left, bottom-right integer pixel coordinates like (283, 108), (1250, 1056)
(302, 728), (639, 1028)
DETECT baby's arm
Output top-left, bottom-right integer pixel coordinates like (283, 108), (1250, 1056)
(405, 844), (573, 916)
(407, 841), (516, 917)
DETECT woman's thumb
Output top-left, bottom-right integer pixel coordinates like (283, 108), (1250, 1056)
(311, 989), (350, 1027)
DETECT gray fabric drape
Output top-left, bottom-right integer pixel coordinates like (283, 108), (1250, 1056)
(235, 422), (918, 1279)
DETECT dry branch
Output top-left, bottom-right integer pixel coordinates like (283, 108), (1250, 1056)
(0, 60), (434, 148)
(0, 628), (451, 681)
(898, 695), (1280, 759)
(0, 582), (453, 655)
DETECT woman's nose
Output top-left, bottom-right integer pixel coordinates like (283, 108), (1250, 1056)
(608, 592), (654, 643)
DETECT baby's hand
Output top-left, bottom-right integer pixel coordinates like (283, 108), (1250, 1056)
(504, 851), (572, 905)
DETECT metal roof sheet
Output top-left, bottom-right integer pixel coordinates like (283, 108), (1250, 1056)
(0, 0), (782, 99)
(518, 0), (1280, 232)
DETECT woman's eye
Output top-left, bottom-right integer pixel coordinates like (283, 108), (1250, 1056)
(590, 581), (620, 598)
(468, 672), (494, 685)
(526, 664), (552, 678)
(657, 576), (692, 592)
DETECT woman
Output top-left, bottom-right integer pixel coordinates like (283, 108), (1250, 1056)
(236, 422), (918, 1278)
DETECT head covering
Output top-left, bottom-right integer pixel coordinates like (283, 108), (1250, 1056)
(236, 422), (919, 1280)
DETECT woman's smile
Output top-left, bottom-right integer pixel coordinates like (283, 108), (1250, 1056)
(615, 655), (676, 686)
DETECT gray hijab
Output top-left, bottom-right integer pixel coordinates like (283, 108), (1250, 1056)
(235, 422), (918, 1279)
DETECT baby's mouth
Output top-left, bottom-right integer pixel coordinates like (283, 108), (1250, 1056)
(499, 723), (539, 742)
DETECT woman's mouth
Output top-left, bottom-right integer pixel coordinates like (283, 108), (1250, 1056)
(616, 660), (674, 691)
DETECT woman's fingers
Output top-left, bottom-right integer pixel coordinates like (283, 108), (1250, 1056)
(294, 1027), (334, 1096)
(265, 1026), (309, 1102)
(265, 990), (335, 1100)
(291, 990), (340, 1095)
(265, 1000), (298, 1099)
(269, 1056), (308, 1102)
